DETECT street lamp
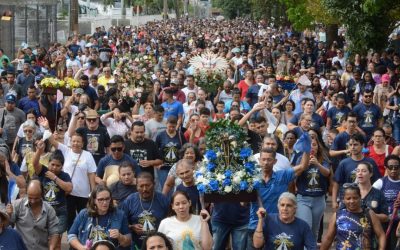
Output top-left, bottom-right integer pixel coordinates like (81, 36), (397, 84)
(1, 10), (12, 21)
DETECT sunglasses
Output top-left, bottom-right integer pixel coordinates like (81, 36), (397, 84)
(77, 116), (85, 120)
(86, 118), (97, 122)
(110, 147), (123, 152)
(343, 182), (359, 189)
(24, 130), (33, 133)
(387, 165), (400, 171)
(364, 95), (372, 98)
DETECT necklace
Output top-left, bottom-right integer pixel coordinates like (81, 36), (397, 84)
(139, 193), (155, 212)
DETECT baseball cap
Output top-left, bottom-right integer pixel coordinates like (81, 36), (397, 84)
(6, 94), (16, 103)
(85, 109), (98, 119)
(74, 88), (84, 95)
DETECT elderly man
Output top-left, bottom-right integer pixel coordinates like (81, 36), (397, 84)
(6, 179), (59, 250)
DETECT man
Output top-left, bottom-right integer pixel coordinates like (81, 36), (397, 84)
(223, 88), (251, 114)
(6, 180), (59, 250)
(0, 94), (26, 148)
(181, 75), (198, 100)
(145, 105), (166, 141)
(214, 80), (233, 106)
(289, 75), (314, 115)
(247, 147), (311, 249)
(159, 80), (186, 104)
(253, 135), (290, 171)
(17, 85), (40, 116)
(331, 133), (381, 209)
(332, 49), (346, 68)
(4, 71), (23, 99)
(76, 109), (111, 164)
(79, 74), (99, 110)
(98, 67), (114, 87)
(96, 135), (138, 186)
(16, 63), (35, 96)
(0, 210), (27, 249)
(246, 74), (264, 107)
(161, 88), (184, 129)
(353, 90), (383, 141)
(125, 121), (163, 176)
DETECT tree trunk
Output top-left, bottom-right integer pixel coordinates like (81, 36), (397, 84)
(70, 0), (79, 35)
(163, 0), (168, 19)
(174, 0), (180, 19)
(326, 24), (338, 48)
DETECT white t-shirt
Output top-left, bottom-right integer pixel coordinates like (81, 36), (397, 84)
(253, 152), (291, 171)
(57, 143), (96, 197)
(158, 215), (203, 250)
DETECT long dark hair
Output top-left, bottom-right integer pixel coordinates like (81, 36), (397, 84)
(167, 190), (194, 217)
(141, 231), (173, 250)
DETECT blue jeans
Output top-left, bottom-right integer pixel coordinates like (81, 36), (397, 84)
(296, 194), (326, 240)
(393, 117), (400, 144)
(211, 220), (247, 250)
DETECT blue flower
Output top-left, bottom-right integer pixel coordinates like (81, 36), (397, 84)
(197, 184), (206, 194)
(205, 150), (217, 161)
(245, 162), (255, 173)
(240, 181), (248, 191)
(224, 170), (232, 178)
(222, 178), (231, 187)
(240, 147), (252, 158)
(207, 162), (216, 172)
(195, 171), (203, 178)
(209, 180), (219, 191)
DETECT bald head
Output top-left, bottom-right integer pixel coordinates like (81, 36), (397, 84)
(27, 180), (43, 206)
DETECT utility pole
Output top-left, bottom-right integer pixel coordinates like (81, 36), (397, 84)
(70, 0), (79, 35)
(163, 0), (168, 20)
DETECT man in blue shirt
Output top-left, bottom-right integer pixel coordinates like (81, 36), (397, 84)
(161, 88), (184, 129)
(353, 89), (383, 141)
(79, 75), (99, 110)
(16, 63), (35, 96)
(247, 147), (310, 249)
(17, 85), (40, 116)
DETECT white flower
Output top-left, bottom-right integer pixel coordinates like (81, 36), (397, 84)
(196, 176), (204, 183)
(248, 155), (256, 162)
(224, 186), (232, 193)
(203, 178), (210, 185)
(233, 175), (241, 184)
(237, 170), (245, 178)
(216, 174), (225, 181)
(230, 141), (237, 148)
(143, 55), (148, 60)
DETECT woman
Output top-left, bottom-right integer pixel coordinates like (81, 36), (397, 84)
(238, 69), (254, 101)
(355, 71), (376, 102)
(184, 114), (205, 145)
(68, 185), (131, 250)
(355, 162), (389, 223)
(295, 129), (331, 239)
(253, 192), (317, 250)
(373, 74), (393, 112)
(12, 119), (36, 164)
(341, 63), (354, 88)
(386, 84), (400, 144)
(320, 184), (386, 250)
(183, 92), (197, 128)
(281, 100), (295, 125)
(269, 107), (288, 141)
(109, 161), (137, 206)
(40, 116), (97, 229)
(292, 113), (312, 139)
(132, 102), (154, 123)
(288, 98), (324, 132)
(326, 93), (351, 130)
(162, 143), (201, 195)
(158, 191), (212, 250)
(365, 128), (393, 176)
(33, 140), (73, 249)
(283, 130), (297, 161)
(373, 155), (400, 250)
(100, 106), (133, 138)
(141, 232), (173, 250)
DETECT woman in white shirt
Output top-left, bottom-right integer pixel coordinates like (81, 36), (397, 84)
(39, 116), (96, 229)
(158, 191), (212, 250)
(100, 105), (133, 138)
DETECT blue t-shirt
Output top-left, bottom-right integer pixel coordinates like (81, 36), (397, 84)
(17, 97), (40, 116)
(96, 154), (139, 178)
(327, 106), (351, 128)
(121, 192), (169, 247)
(211, 202), (249, 226)
(0, 227), (28, 250)
(262, 214), (317, 250)
(289, 112), (325, 130)
(38, 166), (71, 206)
(155, 131), (186, 169)
(248, 168), (295, 230)
(362, 187), (388, 216)
(246, 84), (261, 107)
(161, 100), (184, 119)
(353, 103), (382, 138)
(82, 85), (98, 103)
(380, 176), (400, 215)
(334, 157), (381, 199)
(296, 156), (330, 197)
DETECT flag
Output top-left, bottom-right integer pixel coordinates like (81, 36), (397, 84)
(293, 131), (311, 153)
(56, 89), (63, 103)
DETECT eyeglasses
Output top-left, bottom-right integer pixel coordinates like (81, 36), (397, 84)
(96, 197), (111, 203)
(364, 95), (372, 98)
(77, 116), (85, 120)
(110, 147), (123, 152)
(343, 182), (359, 189)
(86, 118), (97, 122)
(24, 130), (33, 133)
(387, 165), (400, 171)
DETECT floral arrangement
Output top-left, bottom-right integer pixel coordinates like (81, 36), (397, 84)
(40, 77), (79, 89)
(190, 51), (228, 93)
(193, 70), (226, 94)
(276, 74), (296, 91)
(195, 119), (262, 195)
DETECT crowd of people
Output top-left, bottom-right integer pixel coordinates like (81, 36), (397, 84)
(0, 17), (399, 250)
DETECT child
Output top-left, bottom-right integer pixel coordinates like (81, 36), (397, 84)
(214, 101), (225, 121)
(175, 159), (201, 214)
(199, 107), (211, 132)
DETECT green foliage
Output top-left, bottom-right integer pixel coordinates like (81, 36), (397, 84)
(212, 0), (251, 19)
(321, 0), (400, 54)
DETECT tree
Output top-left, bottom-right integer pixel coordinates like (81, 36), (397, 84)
(212, 0), (251, 19)
(321, 0), (400, 54)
